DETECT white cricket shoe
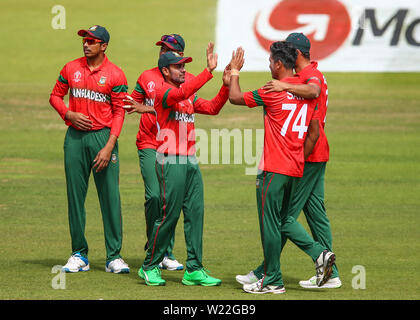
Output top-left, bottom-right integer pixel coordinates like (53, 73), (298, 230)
(299, 276), (342, 289)
(243, 279), (286, 294)
(159, 256), (184, 271)
(105, 258), (130, 273)
(315, 250), (336, 286)
(235, 271), (259, 285)
(62, 253), (90, 273)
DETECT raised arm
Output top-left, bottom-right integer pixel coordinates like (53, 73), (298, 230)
(164, 42), (217, 106)
(228, 47), (246, 105)
(194, 64), (230, 115)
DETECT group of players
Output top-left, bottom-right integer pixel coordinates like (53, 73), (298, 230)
(49, 24), (341, 294)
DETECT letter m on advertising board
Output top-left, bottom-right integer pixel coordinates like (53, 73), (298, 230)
(215, 0), (420, 72)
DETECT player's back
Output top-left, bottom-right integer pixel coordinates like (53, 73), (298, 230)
(263, 90), (317, 177)
(244, 76), (318, 177)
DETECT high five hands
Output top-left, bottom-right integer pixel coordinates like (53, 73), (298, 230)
(206, 42), (218, 73)
(230, 47), (245, 73)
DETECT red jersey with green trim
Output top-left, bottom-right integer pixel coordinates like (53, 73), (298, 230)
(49, 55), (127, 137)
(297, 61), (329, 162)
(243, 76), (318, 177)
(154, 68), (229, 156)
(130, 67), (195, 150)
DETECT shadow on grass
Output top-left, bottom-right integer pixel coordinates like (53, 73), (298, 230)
(222, 272), (328, 293)
(21, 257), (143, 272)
(22, 259), (64, 269)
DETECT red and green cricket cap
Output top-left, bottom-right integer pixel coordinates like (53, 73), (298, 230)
(77, 25), (110, 43)
(158, 51), (192, 71)
(156, 34), (185, 52)
(285, 32), (310, 54)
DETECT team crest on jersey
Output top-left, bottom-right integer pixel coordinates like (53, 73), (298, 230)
(73, 71), (82, 83)
(147, 81), (155, 93)
(111, 153), (117, 163)
(98, 76), (107, 86)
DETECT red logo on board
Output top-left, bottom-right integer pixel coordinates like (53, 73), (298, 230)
(253, 0), (351, 60)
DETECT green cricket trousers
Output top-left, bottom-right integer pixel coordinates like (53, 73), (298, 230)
(142, 154), (204, 272)
(138, 148), (176, 259)
(253, 171), (326, 286)
(64, 126), (122, 263)
(286, 162), (339, 278)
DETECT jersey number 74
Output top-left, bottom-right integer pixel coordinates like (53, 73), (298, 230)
(280, 103), (308, 139)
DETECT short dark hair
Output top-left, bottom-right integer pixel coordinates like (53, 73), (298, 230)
(300, 50), (311, 60)
(270, 41), (298, 69)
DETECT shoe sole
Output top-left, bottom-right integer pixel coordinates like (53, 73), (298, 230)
(182, 279), (221, 287)
(300, 278), (342, 289)
(243, 287), (286, 294)
(317, 254), (336, 287)
(62, 264), (90, 273)
(105, 267), (130, 274)
(138, 270), (166, 286)
(300, 282), (342, 289)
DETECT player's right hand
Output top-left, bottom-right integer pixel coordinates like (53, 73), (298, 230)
(230, 47), (245, 71)
(65, 110), (93, 131)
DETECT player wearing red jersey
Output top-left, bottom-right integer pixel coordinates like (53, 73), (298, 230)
(261, 33), (341, 289)
(229, 42), (335, 294)
(125, 43), (230, 286)
(127, 35), (193, 271)
(49, 25), (130, 274)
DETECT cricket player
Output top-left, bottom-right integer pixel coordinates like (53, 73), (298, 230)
(49, 25), (130, 274)
(228, 42), (335, 294)
(258, 33), (341, 289)
(126, 34), (194, 271)
(125, 43), (230, 286)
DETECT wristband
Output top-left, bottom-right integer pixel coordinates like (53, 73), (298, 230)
(231, 69), (240, 76)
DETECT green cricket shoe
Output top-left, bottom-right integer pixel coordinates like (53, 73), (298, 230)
(138, 266), (166, 286)
(182, 268), (222, 286)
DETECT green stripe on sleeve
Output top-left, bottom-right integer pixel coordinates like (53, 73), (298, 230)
(162, 88), (172, 109)
(112, 84), (128, 93)
(306, 76), (322, 87)
(58, 74), (68, 84)
(252, 90), (265, 106)
(134, 82), (145, 94)
(193, 95), (198, 104)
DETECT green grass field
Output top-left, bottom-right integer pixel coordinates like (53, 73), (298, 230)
(1, 0), (419, 301)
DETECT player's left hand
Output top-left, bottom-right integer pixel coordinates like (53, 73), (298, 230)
(123, 95), (154, 114)
(93, 146), (112, 173)
(222, 64), (231, 86)
(263, 80), (288, 93)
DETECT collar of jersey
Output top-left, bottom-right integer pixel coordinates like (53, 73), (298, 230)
(81, 54), (109, 73)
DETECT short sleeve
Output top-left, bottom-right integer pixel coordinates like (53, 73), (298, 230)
(243, 89), (265, 108)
